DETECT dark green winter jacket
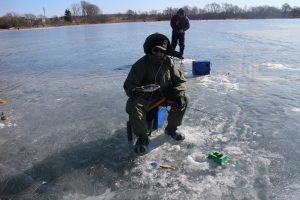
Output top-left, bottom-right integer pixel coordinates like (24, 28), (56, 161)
(123, 55), (187, 101)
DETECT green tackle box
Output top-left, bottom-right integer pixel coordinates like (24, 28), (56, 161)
(208, 151), (228, 165)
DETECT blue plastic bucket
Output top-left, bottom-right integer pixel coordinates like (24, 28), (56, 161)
(151, 106), (167, 129)
(192, 61), (211, 75)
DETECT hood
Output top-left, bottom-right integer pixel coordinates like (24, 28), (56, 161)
(177, 8), (185, 16)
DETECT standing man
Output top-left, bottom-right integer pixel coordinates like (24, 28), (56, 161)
(170, 8), (190, 59)
(124, 33), (188, 154)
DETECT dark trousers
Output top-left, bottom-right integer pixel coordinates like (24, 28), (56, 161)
(171, 31), (185, 54)
(126, 95), (189, 139)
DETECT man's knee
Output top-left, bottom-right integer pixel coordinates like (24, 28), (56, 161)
(126, 98), (149, 122)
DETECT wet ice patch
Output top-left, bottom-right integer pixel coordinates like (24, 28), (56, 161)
(284, 106), (300, 115)
(177, 169), (237, 199)
(197, 74), (239, 93)
(174, 58), (194, 65)
(0, 122), (17, 129)
(181, 58), (194, 65)
(261, 62), (293, 70)
(291, 107), (300, 112)
(279, 183), (300, 200)
(0, 138), (5, 145)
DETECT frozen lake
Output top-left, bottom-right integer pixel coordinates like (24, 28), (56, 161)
(0, 19), (300, 199)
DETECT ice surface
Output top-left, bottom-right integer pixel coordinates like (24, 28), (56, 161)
(1, 19), (300, 199)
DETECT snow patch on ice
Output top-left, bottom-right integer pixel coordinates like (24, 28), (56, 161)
(198, 74), (239, 93)
(256, 156), (271, 167)
(169, 144), (181, 151)
(261, 62), (292, 70)
(63, 188), (116, 200)
(224, 146), (243, 155)
(277, 182), (300, 200)
(181, 126), (208, 146)
(183, 155), (209, 172)
(211, 134), (229, 142)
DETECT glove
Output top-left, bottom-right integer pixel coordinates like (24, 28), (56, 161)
(176, 96), (186, 111)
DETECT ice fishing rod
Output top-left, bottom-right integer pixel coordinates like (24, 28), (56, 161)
(133, 84), (219, 117)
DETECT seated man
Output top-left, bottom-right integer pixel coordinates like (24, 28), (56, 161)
(123, 32), (189, 153)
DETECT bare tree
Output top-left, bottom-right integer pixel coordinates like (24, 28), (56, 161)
(4, 12), (19, 18)
(205, 3), (222, 13)
(80, 1), (88, 17)
(23, 13), (36, 20)
(291, 6), (300, 17)
(182, 6), (192, 16)
(191, 6), (199, 15)
(248, 6), (281, 18)
(281, 3), (292, 17)
(2, 2), (300, 29)
(126, 9), (136, 19)
(163, 7), (175, 17)
(86, 3), (100, 17)
(127, 9), (136, 15)
(3, 12), (20, 27)
(149, 10), (158, 16)
(222, 3), (234, 13)
(221, 3), (242, 18)
(23, 13), (36, 27)
(71, 3), (81, 17)
(80, 0), (101, 22)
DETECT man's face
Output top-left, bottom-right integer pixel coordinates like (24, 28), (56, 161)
(151, 47), (166, 60)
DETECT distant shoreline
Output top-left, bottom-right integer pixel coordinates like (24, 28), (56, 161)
(1, 3), (299, 31)
(1, 18), (298, 32)
(0, 18), (161, 31)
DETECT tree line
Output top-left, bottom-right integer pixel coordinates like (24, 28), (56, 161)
(0, 1), (299, 29)
(0, 1), (102, 29)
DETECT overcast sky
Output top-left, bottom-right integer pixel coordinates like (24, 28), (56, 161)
(0, 0), (298, 17)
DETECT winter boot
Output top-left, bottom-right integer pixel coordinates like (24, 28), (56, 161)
(165, 126), (185, 141)
(134, 137), (149, 153)
(178, 52), (184, 60)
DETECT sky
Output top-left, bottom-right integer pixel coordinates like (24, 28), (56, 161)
(0, 0), (298, 17)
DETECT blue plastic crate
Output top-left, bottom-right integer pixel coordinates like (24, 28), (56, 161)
(151, 106), (167, 129)
(192, 61), (211, 75)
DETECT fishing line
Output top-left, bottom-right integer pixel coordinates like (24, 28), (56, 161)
(187, 106), (220, 117)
